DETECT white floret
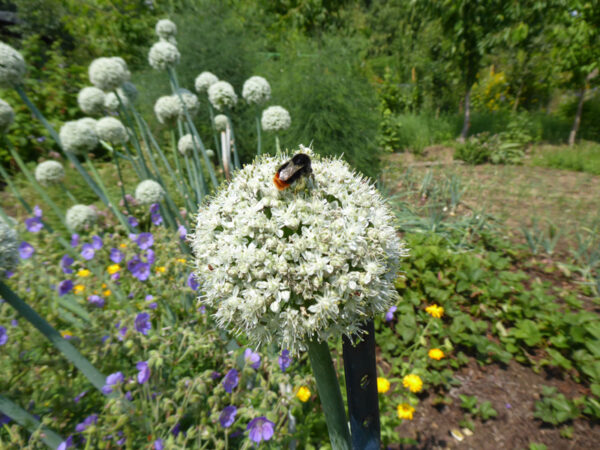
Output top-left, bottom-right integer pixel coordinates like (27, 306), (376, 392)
(207, 81), (237, 111)
(155, 19), (177, 39)
(65, 204), (98, 232)
(148, 41), (180, 70)
(0, 42), (26, 88)
(35, 160), (65, 186)
(96, 117), (128, 145)
(59, 119), (99, 155)
(88, 57), (131, 92)
(261, 106), (291, 132)
(135, 179), (165, 205)
(77, 87), (106, 116)
(242, 76), (271, 105)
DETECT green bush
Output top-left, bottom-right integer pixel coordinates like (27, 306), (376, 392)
(531, 142), (600, 175)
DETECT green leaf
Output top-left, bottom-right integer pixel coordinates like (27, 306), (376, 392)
(512, 319), (542, 347)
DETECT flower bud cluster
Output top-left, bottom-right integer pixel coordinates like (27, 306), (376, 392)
(35, 160), (65, 186)
(66, 205), (98, 232)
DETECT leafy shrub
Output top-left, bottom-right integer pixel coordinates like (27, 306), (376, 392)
(531, 142), (600, 175)
(454, 125), (528, 165)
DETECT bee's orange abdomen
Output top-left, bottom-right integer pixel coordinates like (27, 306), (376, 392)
(273, 173), (290, 190)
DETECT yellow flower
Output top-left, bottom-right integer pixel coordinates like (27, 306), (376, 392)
(397, 403), (415, 420)
(428, 348), (445, 360)
(107, 264), (121, 275)
(60, 330), (73, 339)
(176, 258), (187, 264)
(296, 386), (311, 402)
(119, 243), (127, 248)
(425, 304), (444, 318)
(101, 283), (107, 289)
(73, 284), (85, 295)
(155, 266), (166, 274)
(402, 374), (423, 393)
(377, 377), (390, 394)
(103, 289), (111, 297)
(77, 269), (91, 278)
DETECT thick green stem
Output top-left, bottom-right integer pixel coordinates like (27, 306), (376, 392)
(208, 104), (223, 168)
(307, 339), (351, 450)
(59, 182), (78, 204)
(256, 114), (262, 156)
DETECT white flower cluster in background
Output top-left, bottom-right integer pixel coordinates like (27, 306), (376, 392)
(66, 205), (97, 232)
(0, 42), (26, 87)
(207, 81), (237, 111)
(104, 82), (138, 112)
(88, 57), (130, 92)
(155, 19), (177, 44)
(261, 106), (291, 132)
(0, 220), (18, 277)
(242, 76), (271, 105)
(154, 95), (181, 124)
(177, 89), (199, 116)
(177, 133), (198, 156)
(35, 160), (65, 186)
(135, 179), (165, 204)
(191, 148), (407, 354)
(59, 119), (99, 154)
(96, 117), (129, 145)
(148, 41), (180, 70)
(194, 71), (218, 93)
(0, 98), (14, 133)
(214, 114), (228, 132)
(77, 87), (105, 116)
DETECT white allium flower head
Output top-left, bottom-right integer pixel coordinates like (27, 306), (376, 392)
(96, 117), (128, 145)
(88, 57), (131, 92)
(206, 149), (215, 158)
(261, 106), (291, 132)
(65, 204), (97, 232)
(155, 19), (177, 39)
(148, 41), (180, 70)
(177, 133), (198, 157)
(214, 114), (228, 132)
(176, 88), (200, 117)
(135, 179), (165, 205)
(207, 81), (237, 111)
(242, 76), (271, 105)
(0, 220), (18, 277)
(191, 148), (407, 354)
(77, 86), (106, 116)
(0, 42), (26, 88)
(120, 82), (138, 102)
(59, 119), (99, 155)
(35, 160), (65, 186)
(0, 98), (15, 133)
(153, 95), (180, 124)
(194, 71), (218, 94)
(104, 84), (136, 112)
(104, 92), (120, 111)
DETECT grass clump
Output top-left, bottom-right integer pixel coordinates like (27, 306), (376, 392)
(531, 142), (600, 175)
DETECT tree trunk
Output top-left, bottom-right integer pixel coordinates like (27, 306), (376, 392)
(458, 87), (471, 142)
(513, 81), (524, 111)
(568, 85), (586, 146)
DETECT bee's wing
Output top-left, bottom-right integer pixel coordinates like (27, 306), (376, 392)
(278, 162), (301, 182)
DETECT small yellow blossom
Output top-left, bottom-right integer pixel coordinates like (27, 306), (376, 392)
(425, 304), (444, 319)
(60, 330), (73, 339)
(397, 403), (415, 420)
(377, 377), (390, 394)
(103, 289), (111, 297)
(107, 264), (121, 275)
(155, 266), (166, 274)
(402, 374), (423, 393)
(101, 283), (107, 289)
(296, 386), (311, 402)
(428, 348), (445, 360)
(176, 258), (187, 264)
(77, 269), (91, 278)
(73, 284), (85, 295)
(119, 243), (127, 248)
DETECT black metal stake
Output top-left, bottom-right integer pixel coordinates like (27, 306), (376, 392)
(342, 320), (381, 450)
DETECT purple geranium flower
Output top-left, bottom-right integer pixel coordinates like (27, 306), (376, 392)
(87, 295), (105, 308)
(219, 405), (237, 428)
(279, 349), (292, 372)
(222, 369), (239, 393)
(102, 371), (124, 394)
(178, 224), (187, 240)
(19, 242), (34, 259)
(143, 249), (155, 264)
(150, 203), (160, 214)
(137, 232), (154, 250)
(92, 235), (103, 250)
(132, 262), (151, 281)
(33, 205), (42, 218)
(135, 312), (151, 335)
(57, 436), (74, 450)
(151, 213), (163, 226)
(247, 417), (275, 444)
(71, 233), (79, 248)
(25, 217), (43, 233)
(187, 273), (198, 291)
(74, 391), (88, 403)
(60, 254), (74, 274)
(117, 326), (128, 341)
(58, 280), (73, 297)
(136, 361), (151, 384)
(244, 348), (261, 370)
(128, 215), (139, 228)
(75, 414), (98, 432)
(154, 439), (164, 450)
(110, 248), (124, 263)
(81, 244), (95, 260)
(0, 326), (7, 346)
(385, 305), (397, 322)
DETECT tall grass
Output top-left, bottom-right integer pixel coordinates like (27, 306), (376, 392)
(531, 142), (600, 175)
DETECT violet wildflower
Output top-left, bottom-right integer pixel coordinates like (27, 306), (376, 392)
(110, 248), (124, 263)
(385, 305), (397, 322)
(244, 348), (261, 370)
(57, 436), (74, 450)
(33, 205), (42, 217)
(75, 414), (98, 432)
(136, 361), (150, 384)
(91, 235), (103, 250)
(211, 371), (221, 380)
(58, 280), (74, 296)
(71, 233), (79, 247)
(137, 232), (154, 250)
(178, 224), (187, 240)
(25, 217), (43, 233)
(150, 203), (160, 214)
(187, 272), (198, 291)
(222, 369), (239, 393)
(18, 242), (34, 259)
(0, 414), (10, 426)
(74, 391), (87, 403)
(102, 371), (124, 394)
(279, 349), (292, 372)
(135, 312), (151, 335)
(143, 249), (155, 264)
(81, 244), (95, 260)
(11, 319), (17, 327)
(219, 405), (237, 428)
(117, 437), (126, 446)
(60, 254), (74, 274)
(151, 212), (163, 226)
(247, 417), (275, 444)
(117, 326), (128, 341)
(0, 326), (7, 346)
(154, 439), (164, 450)
(132, 262), (151, 281)
(128, 215), (139, 228)
(87, 295), (105, 308)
